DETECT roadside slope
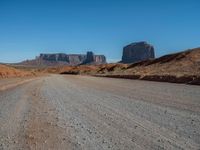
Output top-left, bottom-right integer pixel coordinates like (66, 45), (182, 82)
(55, 48), (200, 84)
(0, 64), (34, 78)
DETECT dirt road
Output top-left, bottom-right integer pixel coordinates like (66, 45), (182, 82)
(0, 75), (200, 150)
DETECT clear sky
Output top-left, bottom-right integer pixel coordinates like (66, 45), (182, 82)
(0, 0), (200, 63)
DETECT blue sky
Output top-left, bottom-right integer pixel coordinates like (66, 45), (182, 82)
(0, 0), (200, 63)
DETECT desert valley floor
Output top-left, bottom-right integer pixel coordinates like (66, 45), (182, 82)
(0, 75), (200, 150)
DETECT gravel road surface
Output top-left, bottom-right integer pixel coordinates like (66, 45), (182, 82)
(0, 75), (200, 150)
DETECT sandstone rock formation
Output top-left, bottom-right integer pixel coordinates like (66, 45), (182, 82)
(84, 51), (95, 64)
(19, 52), (106, 67)
(39, 53), (86, 65)
(121, 41), (155, 63)
(82, 51), (106, 65)
(94, 55), (107, 64)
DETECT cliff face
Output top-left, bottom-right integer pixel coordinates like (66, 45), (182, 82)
(37, 52), (106, 66)
(18, 52), (106, 68)
(39, 54), (86, 65)
(83, 52), (95, 64)
(82, 52), (107, 65)
(122, 41), (155, 63)
(94, 55), (106, 64)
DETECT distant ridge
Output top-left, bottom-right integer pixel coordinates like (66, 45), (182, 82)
(15, 51), (106, 68)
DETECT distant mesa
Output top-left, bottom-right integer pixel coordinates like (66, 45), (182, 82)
(19, 51), (106, 67)
(121, 41), (155, 63)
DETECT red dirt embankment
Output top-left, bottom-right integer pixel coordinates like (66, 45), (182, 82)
(0, 64), (35, 78)
(49, 47), (200, 85)
(95, 48), (200, 85)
